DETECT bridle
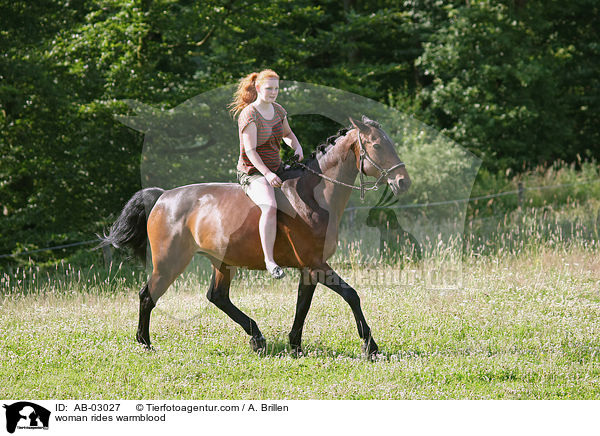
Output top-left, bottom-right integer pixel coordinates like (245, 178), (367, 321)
(355, 128), (406, 200)
(289, 128), (406, 201)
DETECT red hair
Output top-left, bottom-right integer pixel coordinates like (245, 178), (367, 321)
(229, 69), (279, 117)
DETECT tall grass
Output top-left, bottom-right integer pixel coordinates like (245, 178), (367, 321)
(0, 258), (144, 298)
(0, 195), (599, 399)
(469, 159), (600, 218)
(1, 198), (598, 298)
(1, 238), (598, 399)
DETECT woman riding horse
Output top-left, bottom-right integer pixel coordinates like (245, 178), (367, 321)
(230, 69), (304, 279)
(100, 93), (411, 356)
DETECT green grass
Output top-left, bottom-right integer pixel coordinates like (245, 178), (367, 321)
(1, 242), (599, 399)
(1, 197), (599, 399)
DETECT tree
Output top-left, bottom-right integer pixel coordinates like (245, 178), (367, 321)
(416, 0), (599, 170)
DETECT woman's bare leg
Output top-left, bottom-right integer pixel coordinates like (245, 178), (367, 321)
(246, 177), (282, 275)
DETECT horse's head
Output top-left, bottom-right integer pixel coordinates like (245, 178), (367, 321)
(349, 116), (411, 196)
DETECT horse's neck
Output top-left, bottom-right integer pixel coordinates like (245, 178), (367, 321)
(314, 135), (358, 222)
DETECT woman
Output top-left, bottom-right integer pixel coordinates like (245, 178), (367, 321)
(230, 69), (304, 279)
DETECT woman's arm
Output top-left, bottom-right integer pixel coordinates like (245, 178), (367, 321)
(242, 122), (282, 187)
(282, 118), (303, 161)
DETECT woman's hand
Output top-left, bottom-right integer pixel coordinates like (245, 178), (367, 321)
(265, 171), (283, 188)
(294, 146), (304, 162)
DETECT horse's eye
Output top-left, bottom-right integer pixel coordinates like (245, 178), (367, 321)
(373, 143), (381, 150)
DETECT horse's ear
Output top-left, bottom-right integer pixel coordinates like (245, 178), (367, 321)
(345, 118), (363, 169)
(349, 116), (367, 131)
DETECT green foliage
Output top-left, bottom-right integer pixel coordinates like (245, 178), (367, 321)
(469, 159), (600, 219)
(1, 0), (598, 264)
(416, 0), (600, 169)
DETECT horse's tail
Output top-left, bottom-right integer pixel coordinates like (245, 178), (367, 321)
(98, 187), (165, 263)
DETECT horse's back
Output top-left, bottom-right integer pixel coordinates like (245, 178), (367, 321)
(154, 182), (249, 214)
(148, 179), (315, 268)
(146, 183), (248, 254)
(156, 181), (298, 221)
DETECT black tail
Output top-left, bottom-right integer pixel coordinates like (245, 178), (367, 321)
(98, 187), (165, 262)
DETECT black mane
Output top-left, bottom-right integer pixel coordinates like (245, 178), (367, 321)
(308, 116), (380, 160)
(284, 116), (381, 171)
(308, 127), (350, 160)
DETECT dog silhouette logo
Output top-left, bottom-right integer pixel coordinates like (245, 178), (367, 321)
(3, 402), (50, 433)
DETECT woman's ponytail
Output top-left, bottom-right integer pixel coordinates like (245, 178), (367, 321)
(229, 69), (279, 117)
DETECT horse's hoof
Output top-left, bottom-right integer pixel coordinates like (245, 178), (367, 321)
(362, 339), (379, 359)
(250, 335), (266, 353)
(136, 334), (152, 349)
(290, 346), (303, 358)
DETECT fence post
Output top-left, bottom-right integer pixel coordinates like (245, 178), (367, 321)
(518, 182), (524, 209)
(102, 244), (113, 267)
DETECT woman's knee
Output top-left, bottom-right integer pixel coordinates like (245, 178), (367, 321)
(248, 179), (277, 209)
(259, 203), (277, 217)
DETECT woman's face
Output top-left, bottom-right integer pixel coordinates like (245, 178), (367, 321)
(256, 78), (279, 103)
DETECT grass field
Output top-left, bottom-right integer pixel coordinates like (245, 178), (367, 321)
(2, 196), (599, 399)
(1, 234), (599, 399)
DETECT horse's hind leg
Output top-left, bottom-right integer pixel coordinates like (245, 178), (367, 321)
(136, 235), (196, 347)
(136, 269), (189, 347)
(136, 283), (155, 346)
(206, 264), (266, 352)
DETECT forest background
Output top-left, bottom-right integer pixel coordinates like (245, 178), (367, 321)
(1, 0), (598, 263)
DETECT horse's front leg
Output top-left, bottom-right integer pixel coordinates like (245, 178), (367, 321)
(206, 264), (266, 352)
(316, 263), (379, 357)
(288, 268), (317, 356)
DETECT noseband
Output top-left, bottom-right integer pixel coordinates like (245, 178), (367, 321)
(356, 129), (406, 200)
(289, 128), (405, 201)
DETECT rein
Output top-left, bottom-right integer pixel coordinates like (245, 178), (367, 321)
(287, 129), (405, 201)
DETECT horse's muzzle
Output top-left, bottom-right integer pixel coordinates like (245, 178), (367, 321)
(388, 176), (411, 196)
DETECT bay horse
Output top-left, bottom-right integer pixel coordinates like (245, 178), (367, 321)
(101, 116), (411, 356)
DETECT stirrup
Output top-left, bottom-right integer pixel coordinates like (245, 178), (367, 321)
(268, 265), (285, 279)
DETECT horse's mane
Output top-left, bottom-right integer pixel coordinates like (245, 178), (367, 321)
(302, 116), (381, 167)
(307, 127), (350, 162)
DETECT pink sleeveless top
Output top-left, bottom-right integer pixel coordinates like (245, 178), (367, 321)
(237, 102), (287, 175)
